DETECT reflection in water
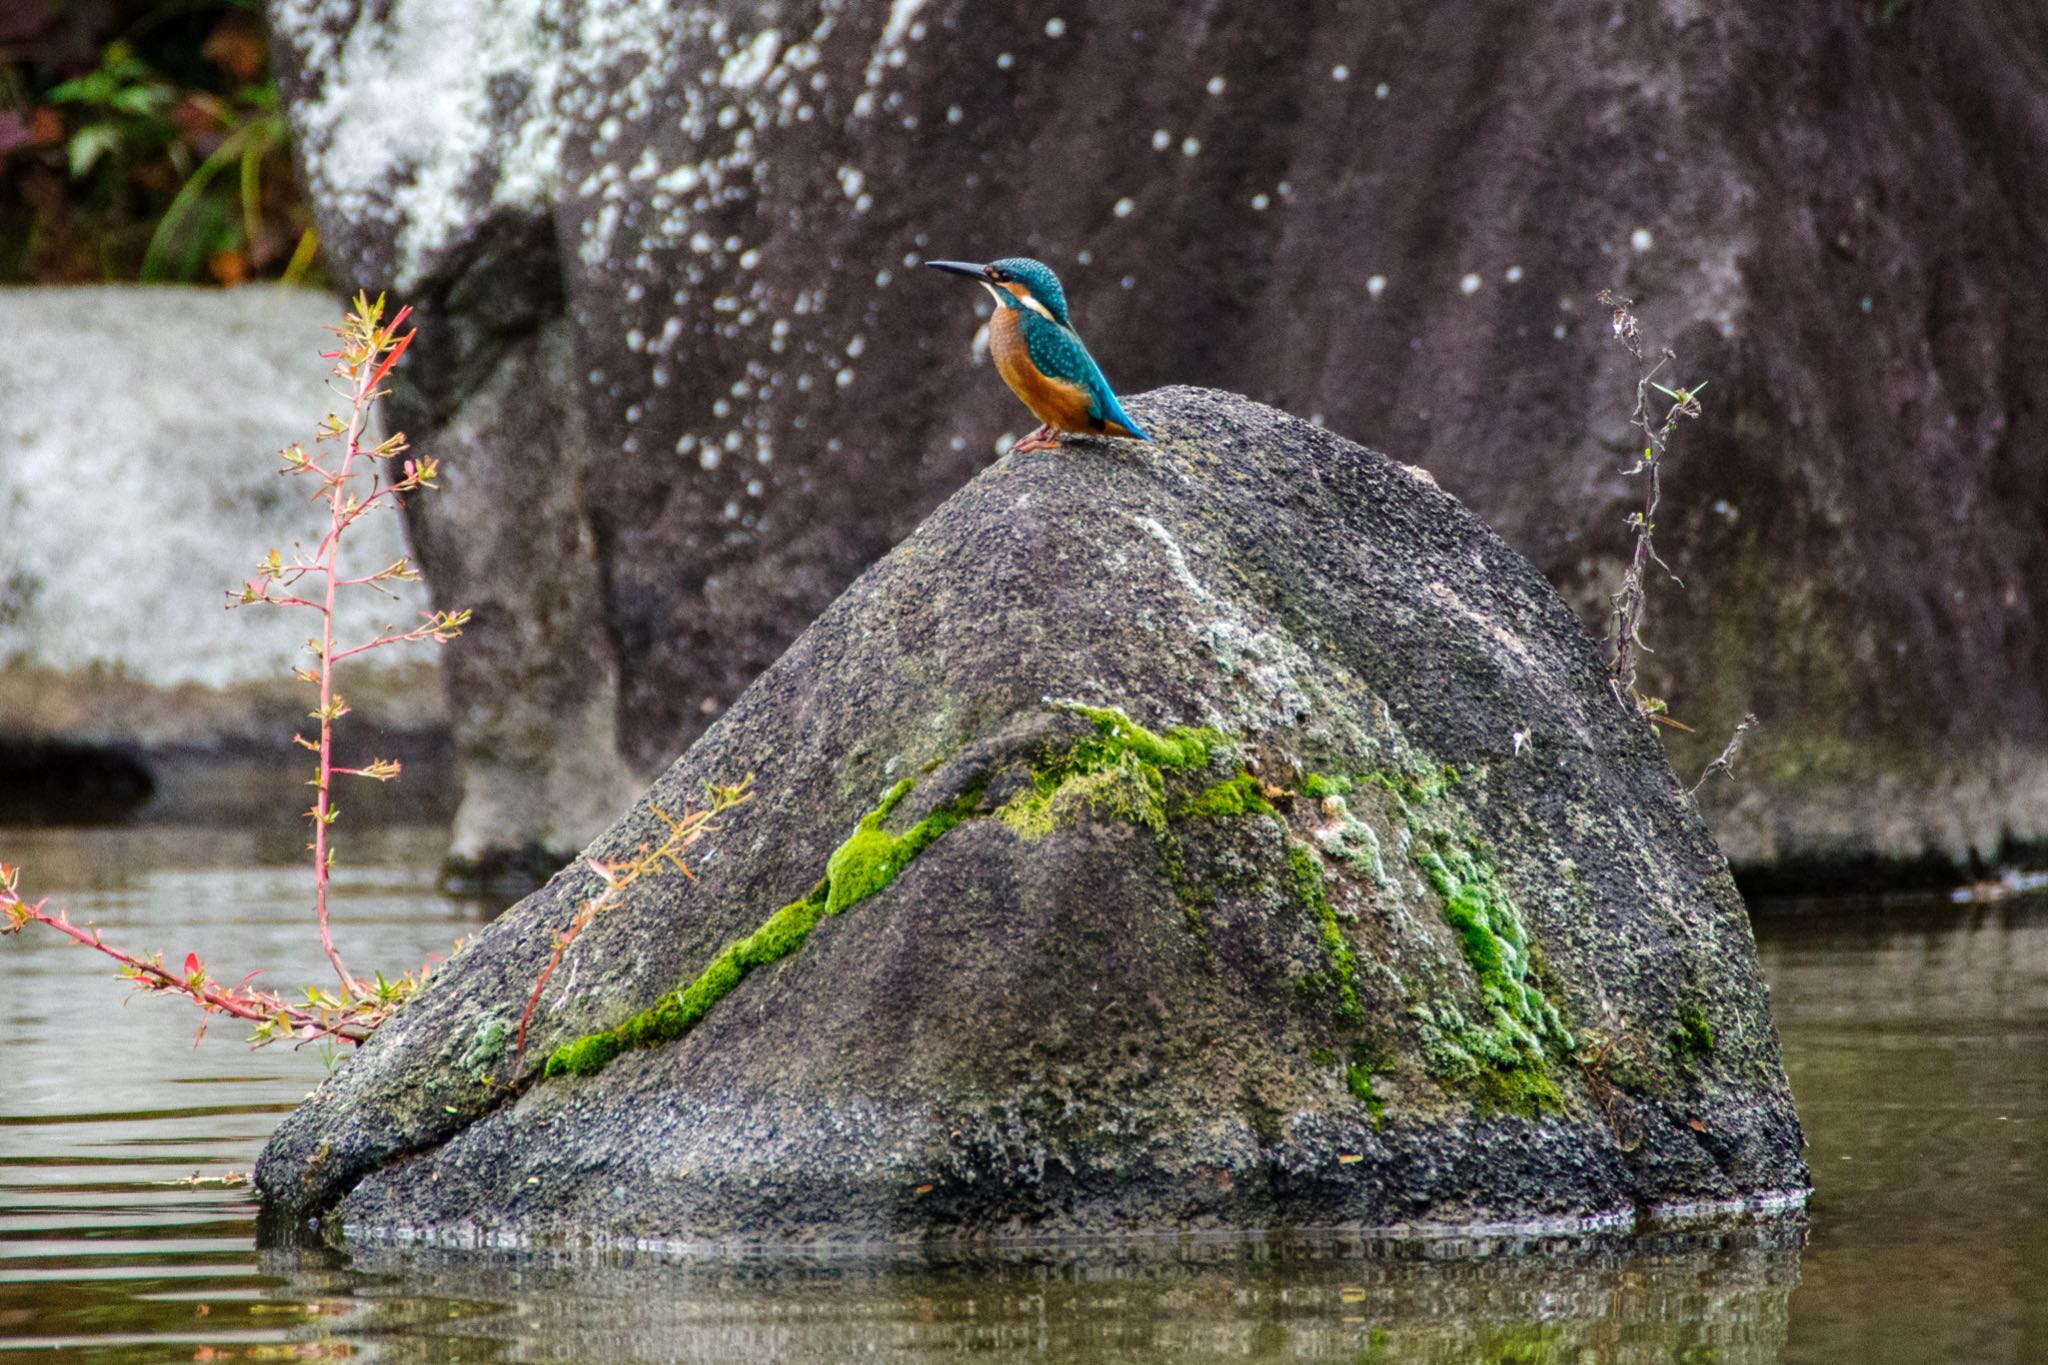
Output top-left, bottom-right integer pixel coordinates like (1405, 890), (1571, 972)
(2, 825), (2041, 1361)
(262, 1233), (1801, 1362)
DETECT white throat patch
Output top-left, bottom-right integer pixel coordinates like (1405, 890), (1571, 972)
(1015, 292), (1058, 323)
(986, 279), (1058, 323)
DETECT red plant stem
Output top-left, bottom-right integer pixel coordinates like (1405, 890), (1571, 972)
(6, 895), (372, 1042)
(515, 915), (588, 1058)
(307, 354), (379, 997)
(330, 623), (435, 662)
(2, 298), (448, 1054)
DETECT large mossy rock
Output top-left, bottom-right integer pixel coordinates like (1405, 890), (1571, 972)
(255, 389), (1806, 1245)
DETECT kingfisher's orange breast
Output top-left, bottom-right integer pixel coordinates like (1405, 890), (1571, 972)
(989, 307), (1100, 434)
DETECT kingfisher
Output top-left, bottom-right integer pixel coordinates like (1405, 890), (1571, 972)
(926, 257), (1150, 452)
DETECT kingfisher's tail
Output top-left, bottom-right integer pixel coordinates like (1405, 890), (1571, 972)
(1100, 390), (1150, 441)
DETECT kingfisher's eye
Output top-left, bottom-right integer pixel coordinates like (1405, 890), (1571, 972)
(989, 269), (1009, 282)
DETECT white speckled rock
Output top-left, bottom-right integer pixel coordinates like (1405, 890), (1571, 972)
(267, 0), (2048, 891)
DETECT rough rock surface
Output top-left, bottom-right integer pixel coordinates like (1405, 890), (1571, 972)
(255, 389), (1806, 1247)
(0, 285), (449, 821)
(265, 0), (2048, 887)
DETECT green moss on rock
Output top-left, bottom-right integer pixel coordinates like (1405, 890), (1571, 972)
(1064, 703), (1224, 770)
(996, 703), (1223, 840)
(823, 778), (914, 912)
(997, 748), (1169, 839)
(1410, 831), (1573, 1115)
(1301, 772), (1353, 799)
(1184, 771), (1276, 818)
(823, 777), (976, 914)
(548, 1031), (622, 1076)
(546, 886), (829, 1078)
(1365, 762), (1464, 810)
(1345, 1062), (1387, 1121)
(1289, 840), (1361, 1021)
(1467, 1064), (1565, 1118)
(547, 777), (984, 1079)
(1672, 1004), (1716, 1062)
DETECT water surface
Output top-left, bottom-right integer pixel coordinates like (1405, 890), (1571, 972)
(1, 824), (2039, 1361)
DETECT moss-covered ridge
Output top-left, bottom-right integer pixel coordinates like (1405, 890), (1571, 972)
(992, 704), (1224, 840)
(547, 723), (1577, 1126)
(546, 704), (1227, 1079)
(544, 776), (980, 1077)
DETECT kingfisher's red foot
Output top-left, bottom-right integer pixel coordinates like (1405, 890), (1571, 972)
(1012, 425), (1065, 453)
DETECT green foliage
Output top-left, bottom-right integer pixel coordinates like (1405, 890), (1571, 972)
(2, 4), (318, 284)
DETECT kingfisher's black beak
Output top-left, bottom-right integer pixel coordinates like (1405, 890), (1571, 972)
(925, 259), (991, 280)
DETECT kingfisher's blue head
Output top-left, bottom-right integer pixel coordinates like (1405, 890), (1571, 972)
(925, 256), (1071, 326)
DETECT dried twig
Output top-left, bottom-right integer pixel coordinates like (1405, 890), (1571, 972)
(1689, 714), (1759, 795)
(1598, 290), (1706, 717)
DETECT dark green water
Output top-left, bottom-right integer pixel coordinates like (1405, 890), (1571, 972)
(1, 823), (2040, 1361)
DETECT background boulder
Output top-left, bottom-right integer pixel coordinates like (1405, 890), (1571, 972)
(256, 390), (1806, 1245)
(0, 285), (450, 824)
(265, 0), (2048, 889)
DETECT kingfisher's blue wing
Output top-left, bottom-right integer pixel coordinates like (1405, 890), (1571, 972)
(1022, 313), (1151, 440)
